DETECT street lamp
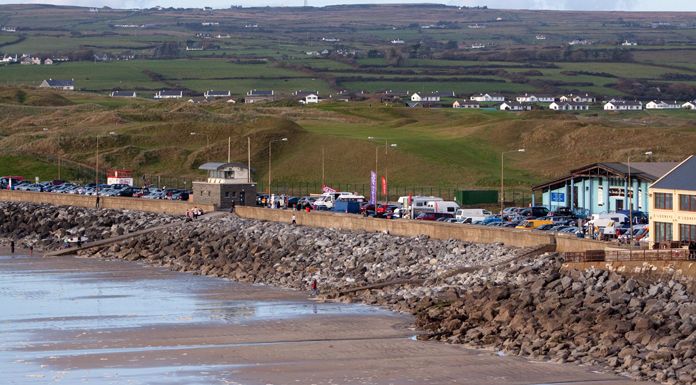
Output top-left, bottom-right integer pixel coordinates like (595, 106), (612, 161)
(627, 151), (653, 248)
(268, 137), (288, 199)
(368, 136), (398, 204)
(500, 148), (525, 215)
(190, 132), (210, 163)
(95, 132), (117, 208)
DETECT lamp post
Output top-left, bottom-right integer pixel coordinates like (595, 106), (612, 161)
(268, 137), (288, 198)
(190, 132), (210, 163)
(95, 132), (117, 207)
(628, 151), (653, 248)
(500, 148), (525, 215)
(368, 136), (397, 204)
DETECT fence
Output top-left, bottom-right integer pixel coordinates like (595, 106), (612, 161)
(565, 249), (694, 263)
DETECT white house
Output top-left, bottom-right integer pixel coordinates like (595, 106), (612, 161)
(549, 101), (590, 111)
(0, 54), (17, 63)
(204, 90), (231, 99)
(621, 40), (638, 46)
(39, 79), (74, 90)
(645, 100), (681, 110)
(470, 93), (505, 102)
(452, 100), (479, 109)
(43, 58), (53, 65)
(110, 90), (137, 98)
(516, 93), (555, 103)
(500, 101), (531, 111)
(560, 93), (596, 103)
(603, 100), (642, 111)
(411, 92), (440, 102)
(682, 101), (696, 110)
(154, 90), (183, 99)
(390, 39), (405, 44)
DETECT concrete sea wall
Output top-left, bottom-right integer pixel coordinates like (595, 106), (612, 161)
(0, 190), (214, 216)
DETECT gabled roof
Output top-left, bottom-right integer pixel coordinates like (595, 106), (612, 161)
(158, 90), (183, 96)
(454, 100), (479, 105)
(294, 90), (318, 97)
(247, 90), (273, 96)
(111, 90), (136, 97)
(533, 161), (679, 191)
(45, 79), (74, 87)
(205, 90), (231, 96)
(651, 156), (696, 191)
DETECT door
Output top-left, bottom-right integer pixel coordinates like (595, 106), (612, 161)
(615, 199), (624, 211)
(573, 186), (579, 209)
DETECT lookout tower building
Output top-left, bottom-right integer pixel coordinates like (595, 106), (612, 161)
(192, 162), (256, 208)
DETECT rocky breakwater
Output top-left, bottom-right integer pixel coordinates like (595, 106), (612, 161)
(415, 255), (696, 385)
(0, 201), (181, 250)
(82, 216), (524, 294)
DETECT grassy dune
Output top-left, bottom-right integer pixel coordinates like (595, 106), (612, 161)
(1, 88), (695, 191)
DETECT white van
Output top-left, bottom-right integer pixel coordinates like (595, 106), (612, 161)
(397, 196), (444, 218)
(313, 191), (353, 209)
(455, 208), (492, 222)
(427, 200), (460, 214)
(587, 213), (628, 227)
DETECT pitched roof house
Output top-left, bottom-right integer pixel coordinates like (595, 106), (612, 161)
(549, 101), (590, 111)
(110, 90), (137, 98)
(154, 90), (183, 99)
(645, 100), (681, 110)
(452, 100), (480, 109)
(245, 89), (275, 104)
(516, 93), (555, 103)
(603, 100), (642, 111)
(470, 93), (505, 102)
(683, 101), (696, 110)
(500, 101), (532, 111)
(560, 93), (596, 103)
(204, 90), (231, 98)
(39, 79), (74, 90)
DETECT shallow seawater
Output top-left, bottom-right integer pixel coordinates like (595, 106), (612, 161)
(0, 254), (391, 385)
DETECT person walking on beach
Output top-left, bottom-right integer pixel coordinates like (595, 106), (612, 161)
(291, 214), (296, 225)
(10, 240), (15, 254)
(95, 195), (100, 209)
(311, 279), (318, 296)
(29, 245), (33, 256)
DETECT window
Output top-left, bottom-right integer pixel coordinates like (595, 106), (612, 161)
(224, 192), (229, 198)
(654, 222), (673, 243)
(654, 193), (673, 210)
(598, 186), (604, 206)
(679, 195), (696, 212)
(680, 224), (696, 242)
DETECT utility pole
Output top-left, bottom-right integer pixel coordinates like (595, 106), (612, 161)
(321, 146), (325, 187)
(247, 137), (251, 183)
(227, 137), (231, 163)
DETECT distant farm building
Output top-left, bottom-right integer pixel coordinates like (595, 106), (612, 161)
(452, 100), (480, 109)
(549, 102), (590, 111)
(204, 90), (231, 99)
(154, 90), (183, 99)
(604, 100), (643, 111)
(645, 100), (681, 110)
(245, 90), (275, 104)
(39, 78), (74, 90)
(470, 93), (505, 102)
(110, 90), (137, 98)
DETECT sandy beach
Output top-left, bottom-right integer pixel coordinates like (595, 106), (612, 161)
(0, 253), (655, 385)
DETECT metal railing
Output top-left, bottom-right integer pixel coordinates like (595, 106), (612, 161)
(565, 249), (694, 263)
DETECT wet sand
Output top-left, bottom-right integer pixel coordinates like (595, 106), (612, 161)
(0, 254), (655, 385)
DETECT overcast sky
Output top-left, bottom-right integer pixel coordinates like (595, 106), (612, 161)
(1, 0), (694, 11)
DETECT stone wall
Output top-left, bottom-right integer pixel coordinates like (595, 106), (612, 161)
(0, 190), (214, 216)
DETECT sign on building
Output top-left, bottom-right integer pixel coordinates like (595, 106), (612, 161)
(551, 192), (565, 203)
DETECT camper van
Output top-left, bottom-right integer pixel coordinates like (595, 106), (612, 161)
(313, 191), (353, 210)
(455, 208), (493, 222)
(426, 200), (460, 215)
(587, 213), (628, 227)
(396, 196), (444, 218)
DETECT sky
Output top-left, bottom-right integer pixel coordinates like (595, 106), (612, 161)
(0, 0), (694, 11)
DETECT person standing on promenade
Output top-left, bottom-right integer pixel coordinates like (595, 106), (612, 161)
(291, 214), (296, 225)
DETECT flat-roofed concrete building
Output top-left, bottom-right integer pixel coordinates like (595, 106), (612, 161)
(192, 162), (256, 209)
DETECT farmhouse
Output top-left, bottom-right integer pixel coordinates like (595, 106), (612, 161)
(549, 101), (590, 111)
(154, 90), (183, 99)
(560, 93), (596, 103)
(683, 101), (696, 110)
(603, 100), (642, 111)
(645, 100), (681, 110)
(110, 90), (137, 98)
(500, 101), (531, 111)
(470, 93), (505, 102)
(649, 156), (696, 247)
(452, 100), (479, 109)
(204, 90), (231, 99)
(516, 93), (555, 103)
(533, 161), (677, 216)
(39, 79), (74, 90)
(43, 58), (53, 65)
(293, 90), (319, 104)
(411, 92), (441, 102)
(245, 89), (275, 104)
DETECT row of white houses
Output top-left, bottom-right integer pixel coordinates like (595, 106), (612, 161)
(452, 99), (696, 111)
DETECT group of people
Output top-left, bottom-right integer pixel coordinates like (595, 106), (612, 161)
(186, 207), (204, 220)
